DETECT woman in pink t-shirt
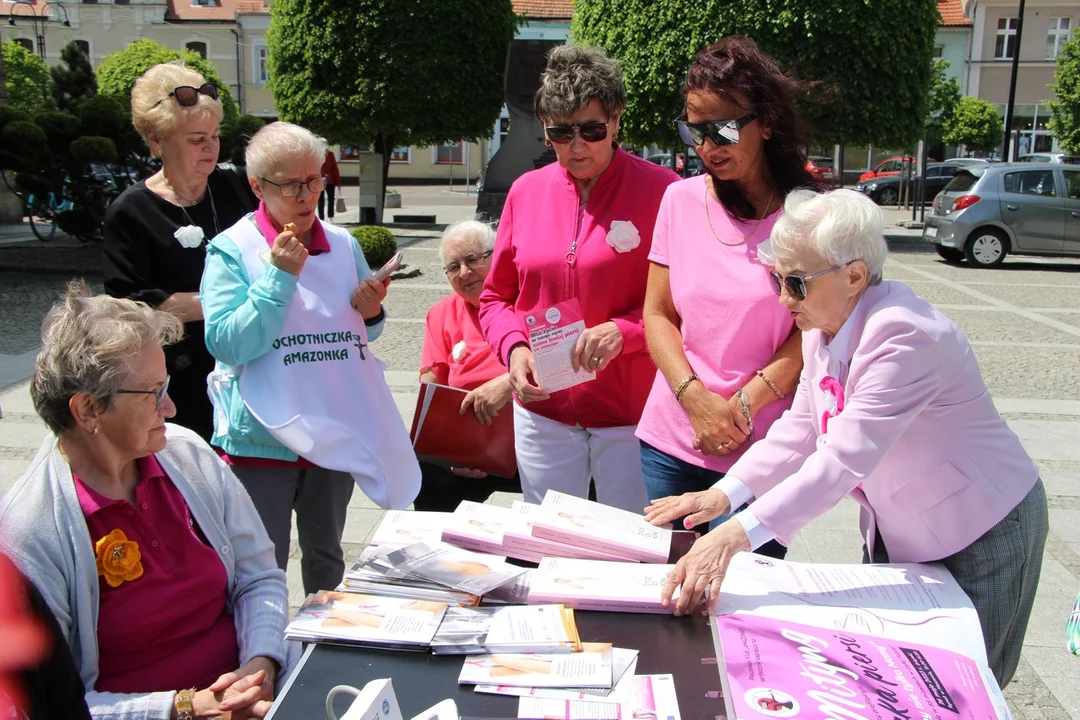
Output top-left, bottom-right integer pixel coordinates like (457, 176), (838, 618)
(637, 38), (819, 557)
(418, 220), (520, 510)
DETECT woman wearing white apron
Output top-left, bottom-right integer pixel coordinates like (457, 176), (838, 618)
(200, 122), (420, 594)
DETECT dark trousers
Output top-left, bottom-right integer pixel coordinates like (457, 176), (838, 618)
(318, 184), (337, 220)
(413, 460), (521, 512)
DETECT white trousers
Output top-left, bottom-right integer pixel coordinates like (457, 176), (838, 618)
(513, 402), (648, 513)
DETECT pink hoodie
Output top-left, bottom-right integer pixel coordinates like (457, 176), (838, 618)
(479, 149), (679, 428)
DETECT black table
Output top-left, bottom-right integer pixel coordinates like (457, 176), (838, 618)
(267, 611), (727, 720)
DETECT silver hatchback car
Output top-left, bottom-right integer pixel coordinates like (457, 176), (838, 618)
(922, 162), (1080, 267)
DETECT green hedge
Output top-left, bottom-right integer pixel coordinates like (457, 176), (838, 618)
(351, 225), (398, 270)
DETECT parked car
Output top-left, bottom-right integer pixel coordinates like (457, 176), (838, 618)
(646, 151), (702, 178)
(1017, 153), (1080, 165)
(922, 162), (1080, 267)
(805, 155), (837, 185)
(943, 157), (994, 167)
(857, 155), (938, 182)
(853, 163), (961, 206)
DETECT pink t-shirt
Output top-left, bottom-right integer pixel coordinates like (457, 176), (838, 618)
(421, 293), (506, 390)
(636, 175), (796, 472)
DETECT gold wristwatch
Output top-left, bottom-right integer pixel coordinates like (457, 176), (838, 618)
(175, 688), (196, 720)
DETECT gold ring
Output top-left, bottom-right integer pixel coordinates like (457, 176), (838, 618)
(591, 356), (602, 366)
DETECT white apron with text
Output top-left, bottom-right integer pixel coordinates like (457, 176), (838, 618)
(220, 217), (420, 509)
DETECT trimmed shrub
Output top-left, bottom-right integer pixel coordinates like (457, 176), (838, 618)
(351, 225), (398, 269)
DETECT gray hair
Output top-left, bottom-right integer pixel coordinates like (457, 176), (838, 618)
(535, 44), (626, 121)
(439, 219), (497, 265)
(761, 189), (888, 285)
(31, 280), (184, 435)
(245, 121), (328, 179)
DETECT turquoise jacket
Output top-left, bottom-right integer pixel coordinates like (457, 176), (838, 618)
(201, 220), (385, 460)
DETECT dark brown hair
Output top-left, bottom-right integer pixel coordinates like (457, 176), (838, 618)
(683, 36), (817, 220)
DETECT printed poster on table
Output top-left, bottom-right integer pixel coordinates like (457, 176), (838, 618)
(523, 299), (595, 393)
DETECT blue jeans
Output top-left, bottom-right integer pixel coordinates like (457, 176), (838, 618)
(639, 440), (788, 559)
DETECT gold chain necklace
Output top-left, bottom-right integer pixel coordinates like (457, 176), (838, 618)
(704, 178), (776, 247)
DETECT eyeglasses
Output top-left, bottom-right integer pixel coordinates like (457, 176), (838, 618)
(545, 121), (610, 144)
(261, 175), (328, 198)
(115, 375), (171, 410)
(768, 264), (849, 301)
(444, 250), (493, 276)
(152, 83), (218, 109)
(676, 111), (759, 148)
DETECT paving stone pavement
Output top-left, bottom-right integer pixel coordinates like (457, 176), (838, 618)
(1, 221), (1079, 716)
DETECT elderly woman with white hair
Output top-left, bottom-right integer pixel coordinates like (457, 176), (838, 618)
(647, 189), (1048, 688)
(200, 121), (420, 595)
(416, 219), (520, 510)
(0, 281), (289, 720)
(103, 61), (258, 442)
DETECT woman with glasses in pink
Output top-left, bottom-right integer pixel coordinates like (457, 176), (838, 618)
(103, 62), (258, 442)
(479, 44), (679, 513)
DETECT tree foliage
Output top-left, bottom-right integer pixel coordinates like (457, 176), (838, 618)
(927, 59), (961, 143)
(266, 0), (517, 192)
(3, 41), (53, 115)
(52, 41), (98, 113)
(571, 0), (939, 149)
(943, 96), (1002, 153)
(1049, 28), (1080, 154)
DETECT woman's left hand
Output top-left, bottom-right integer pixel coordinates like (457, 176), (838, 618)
(460, 374), (513, 426)
(211, 656), (277, 718)
(571, 321), (624, 373)
(351, 277), (389, 320)
(661, 520), (751, 616)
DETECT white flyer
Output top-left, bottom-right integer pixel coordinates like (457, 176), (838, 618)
(516, 674), (680, 720)
(524, 299), (595, 393)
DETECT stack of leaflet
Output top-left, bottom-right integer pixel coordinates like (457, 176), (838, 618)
(382, 542), (529, 597)
(285, 590), (449, 650)
(513, 674), (682, 720)
(369, 510), (453, 549)
(430, 604), (581, 655)
(459, 642), (631, 690)
(527, 557), (681, 614)
(341, 545), (483, 607)
(530, 491), (674, 563)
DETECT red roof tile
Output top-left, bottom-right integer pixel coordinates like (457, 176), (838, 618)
(938, 0), (971, 27)
(512, 0), (574, 20)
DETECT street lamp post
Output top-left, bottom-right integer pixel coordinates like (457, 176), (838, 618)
(1001, 0), (1027, 162)
(7, 0), (71, 61)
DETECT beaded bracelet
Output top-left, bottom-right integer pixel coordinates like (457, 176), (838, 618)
(756, 369), (785, 399)
(674, 374), (699, 403)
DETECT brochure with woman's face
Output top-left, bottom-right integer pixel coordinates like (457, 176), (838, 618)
(385, 542), (528, 596)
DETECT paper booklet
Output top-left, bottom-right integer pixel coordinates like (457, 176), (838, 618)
(532, 491), (672, 564)
(385, 542), (528, 596)
(285, 591), (448, 649)
(484, 570), (533, 606)
(459, 642), (615, 689)
(370, 510), (453, 549)
(431, 604), (582, 655)
(504, 502), (636, 563)
(342, 546), (482, 607)
(712, 555), (1011, 719)
(524, 300), (596, 393)
(442, 501), (514, 558)
(476, 647), (639, 701)
(527, 558), (679, 614)
(516, 674), (680, 720)
(410, 382), (517, 478)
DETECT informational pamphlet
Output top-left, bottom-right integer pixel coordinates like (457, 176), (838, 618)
(370, 510), (453, 549)
(476, 648), (639, 701)
(285, 591), (448, 650)
(528, 558), (679, 614)
(504, 502), (632, 563)
(459, 642), (615, 689)
(524, 299), (596, 393)
(442, 501), (513, 557)
(516, 674), (681, 720)
(532, 491), (673, 564)
(385, 542), (528, 596)
(342, 545), (481, 607)
(431, 604), (582, 655)
(484, 571), (534, 606)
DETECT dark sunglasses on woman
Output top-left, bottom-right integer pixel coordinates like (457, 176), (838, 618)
(153, 82), (219, 109)
(676, 110), (759, 148)
(768, 264), (849, 301)
(545, 121), (609, 144)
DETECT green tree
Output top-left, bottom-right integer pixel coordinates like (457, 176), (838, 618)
(927, 59), (961, 143)
(3, 41), (53, 115)
(572, 0), (939, 149)
(1049, 28), (1080, 154)
(221, 113), (266, 164)
(266, 0), (517, 198)
(943, 96), (1003, 153)
(96, 39), (238, 126)
(51, 41), (98, 113)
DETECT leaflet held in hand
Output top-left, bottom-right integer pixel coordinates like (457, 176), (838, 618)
(524, 300), (595, 393)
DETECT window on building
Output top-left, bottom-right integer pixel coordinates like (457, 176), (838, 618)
(191, 0), (221, 6)
(995, 17), (1018, 59)
(1048, 17), (1072, 59)
(435, 142), (464, 165)
(186, 41), (207, 59)
(13, 38), (33, 53)
(390, 147), (411, 163)
(933, 45), (944, 59)
(254, 45), (269, 84)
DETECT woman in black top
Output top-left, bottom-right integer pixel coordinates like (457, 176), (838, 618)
(103, 61), (255, 440)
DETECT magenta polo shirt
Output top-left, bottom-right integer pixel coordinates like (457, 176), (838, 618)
(636, 175), (796, 472)
(74, 454), (240, 693)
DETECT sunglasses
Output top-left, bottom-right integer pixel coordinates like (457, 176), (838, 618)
(115, 375), (171, 410)
(545, 121), (609, 144)
(153, 83), (218, 109)
(676, 111), (759, 148)
(261, 175), (328, 198)
(768, 264), (849, 301)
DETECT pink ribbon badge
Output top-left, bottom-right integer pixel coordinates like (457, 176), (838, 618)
(819, 375), (845, 434)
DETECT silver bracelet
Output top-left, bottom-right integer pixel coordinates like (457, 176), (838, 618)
(736, 388), (754, 440)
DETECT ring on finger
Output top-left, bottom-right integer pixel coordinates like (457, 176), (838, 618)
(590, 356), (602, 366)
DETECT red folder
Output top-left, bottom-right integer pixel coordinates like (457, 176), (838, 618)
(409, 382), (517, 478)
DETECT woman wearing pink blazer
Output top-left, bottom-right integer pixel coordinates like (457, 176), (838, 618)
(647, 189), (1048, 689)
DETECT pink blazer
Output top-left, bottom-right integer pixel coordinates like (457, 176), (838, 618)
(729, 281), (1038, 563)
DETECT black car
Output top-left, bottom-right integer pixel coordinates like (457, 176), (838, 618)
(853, 163), (961, 205)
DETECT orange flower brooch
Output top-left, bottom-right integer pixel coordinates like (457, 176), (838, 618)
(94, 529), (144, 587)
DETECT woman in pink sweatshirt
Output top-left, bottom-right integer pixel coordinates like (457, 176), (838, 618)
(479, 44), (678, 512)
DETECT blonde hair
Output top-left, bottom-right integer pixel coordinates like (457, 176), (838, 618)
(245, 121), (328, 179)
(31, 280), (184, 434)
(131, 61), (223, 154)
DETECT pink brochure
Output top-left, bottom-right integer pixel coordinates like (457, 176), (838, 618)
(715, 614), (1008, 719)
(523, 299), (596, 393)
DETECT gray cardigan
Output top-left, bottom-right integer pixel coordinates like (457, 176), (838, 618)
(0, 424), (291, 720)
